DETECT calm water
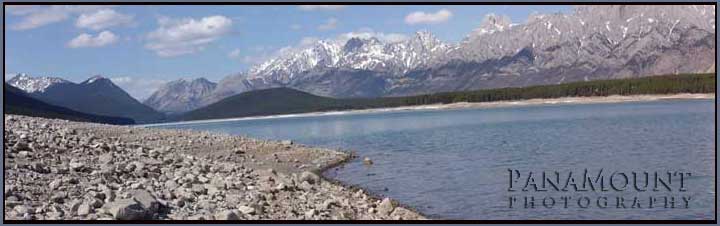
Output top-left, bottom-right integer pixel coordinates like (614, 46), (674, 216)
(151, 99), (716, 220)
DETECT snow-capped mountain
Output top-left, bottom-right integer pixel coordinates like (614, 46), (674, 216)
(147, 5), (714, 113)
(8, 73), (71, 93)
(245, 31), (452, 82)
(196, 31), (453, 105)
(143, 78), (217, 114)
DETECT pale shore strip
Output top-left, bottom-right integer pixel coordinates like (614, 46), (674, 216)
(142, 93), (715, 128)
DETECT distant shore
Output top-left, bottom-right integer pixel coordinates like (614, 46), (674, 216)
(142, 93), (715, 127)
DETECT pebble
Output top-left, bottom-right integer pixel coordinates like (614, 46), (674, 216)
(2, 115), (426, 220)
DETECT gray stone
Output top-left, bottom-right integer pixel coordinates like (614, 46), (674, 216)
(377, 198), (395, 216)
(237, 205), (255, 215)
(299, 171), (321, 185)
(214, 210), (240, 220)
(129, 189), (160, 215)
(108, 199), (146, 220)
(363, 157), (373, 165)
(77, 203), (92, 216)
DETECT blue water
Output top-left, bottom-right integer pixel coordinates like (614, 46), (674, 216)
(151, 99), (716, 220)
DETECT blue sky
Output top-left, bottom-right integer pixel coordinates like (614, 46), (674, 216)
(5, 5), (572, 100)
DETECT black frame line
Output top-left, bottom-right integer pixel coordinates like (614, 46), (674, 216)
(1, 1), (717, 224)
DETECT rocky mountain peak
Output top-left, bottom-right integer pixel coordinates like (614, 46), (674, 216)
(143, 77), (218, 114)
(8, 73), (71, 93)
(476, 14), (513, 35)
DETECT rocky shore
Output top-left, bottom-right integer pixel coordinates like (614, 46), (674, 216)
(3, 115), (426, 220)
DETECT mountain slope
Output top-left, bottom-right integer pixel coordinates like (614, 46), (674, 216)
(143, 78), (217, 114)
(8, 74), (165, 123)
(178, 88), (344, 121)
(4, 84), (134, 125)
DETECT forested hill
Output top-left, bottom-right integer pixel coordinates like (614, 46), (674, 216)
(176, 73), (715, 122)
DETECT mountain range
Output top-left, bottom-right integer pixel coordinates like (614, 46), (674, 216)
(5, 84), (134, 124)
(144, 5), (715, 113)
(7, 74), (164, 123)
(5, 5), (716, 120)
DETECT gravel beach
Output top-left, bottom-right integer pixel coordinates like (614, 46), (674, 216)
(3, 114), (427, 220)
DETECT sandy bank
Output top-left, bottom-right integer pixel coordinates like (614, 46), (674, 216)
(142, 93), (715, 127)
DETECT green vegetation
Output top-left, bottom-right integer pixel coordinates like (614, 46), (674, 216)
(5, 84), (135, 125)
(177, 73), (715, 121)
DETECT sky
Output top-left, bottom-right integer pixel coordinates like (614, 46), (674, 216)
(5, 5), (572, 100)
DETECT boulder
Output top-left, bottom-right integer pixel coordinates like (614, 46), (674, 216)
(237, 205), (255, 215)
(129, 189), (161, 215)
(108, 199), (146, 220)
(214, 210), (240, 220)
(299, 171), (321, 185)
(377, 198), (395, 216)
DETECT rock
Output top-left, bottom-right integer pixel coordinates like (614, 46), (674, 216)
(377, 198), (395, 216)
(13, 141), (30, 152)
(391, 207), (424, 220)
(129, 189), (160, 215)
(99, 153), (114, 164)
(363, 157), (374, 165)
(90, 199), (104, 209)
(304, 209), (317, 219)
(191, 184), (206, 195)
(215, 210), (240, 220)
(77, 203), (92, 216)
(49, 179), (62, 191)
(237, 205), (255, 215)
(281, 140), (293, 145)
(69, 161), (84, 171)
(67, 199), (83, 215)
(321, 199), (337, 210)
(50, 193), (67, 203)
(108, 199), (146, 220)
(299, 171), (321, 185)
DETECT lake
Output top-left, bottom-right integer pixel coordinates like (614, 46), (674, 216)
(150, 99), (716, 220)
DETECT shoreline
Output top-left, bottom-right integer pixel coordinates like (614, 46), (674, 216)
(141, 93), (715, 128)
(3, 115), (427, 220)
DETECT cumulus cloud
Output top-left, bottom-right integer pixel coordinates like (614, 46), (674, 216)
(298, 5), (346, 11)
(405, 9), (453, 25)
(9, 5), (107, 30)
(317, 18), (338, 31)
(75, 9), (134, 30)
(67, 31), (118, 48)
(110, 76), (169, 101)
(145, 15), (233, 57)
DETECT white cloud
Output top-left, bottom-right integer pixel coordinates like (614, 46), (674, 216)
(337, 28), (409, 43)
(228, 48), (241, 58)
(76, 9), (134, 30)
(110, 76), (169, 101)
(299, 37), (320, 46)
(67, 31), (118, 48)
(290, 24), (302, 30)
(405, 9), (453, 25)
(317, 18), (338, 31)
(145, 15), (233, 57)
(298, 5), (346, 11)
(9, 5), (107, 30)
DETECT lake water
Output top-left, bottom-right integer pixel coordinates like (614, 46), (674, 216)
(151, 99), (716, 220)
